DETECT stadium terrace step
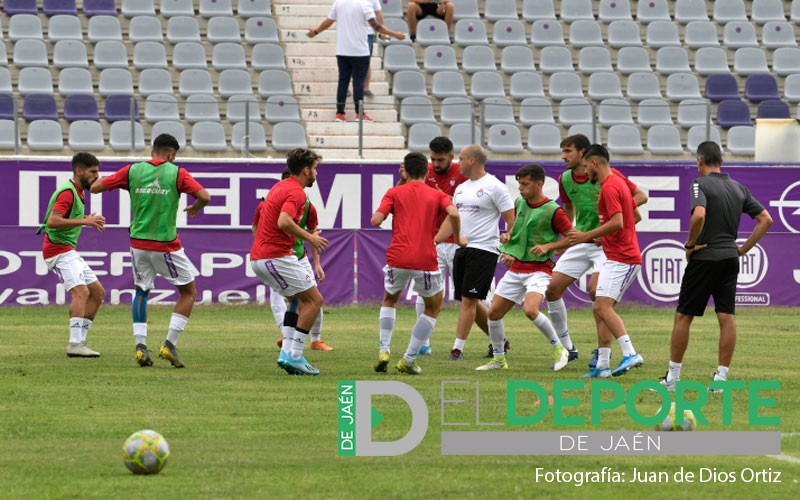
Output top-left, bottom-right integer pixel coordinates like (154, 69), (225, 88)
(302, 108), (398, 123)
(294, 81), (389, 96)
(290, 69), (387, 83)
(305, 121), (403, 135)
(278, 16), (334, 30)
(280, 29), (336, 45)
(272, 4), (329, 16)
(286, 56), (382, 71)
(308, 134), (406, 149)
(313, 148), (411, 160)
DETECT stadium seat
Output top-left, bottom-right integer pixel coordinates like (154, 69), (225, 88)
(694, 47), (730, 75)
(94, 41), (129, 69)
(199, 0), (233, 18)
(637, 0), (670, 23)
(452, 0), (479, 20)
(272, 122), (308, 151)
(13, 40), (49, 68)
(757, 100), (791, 119)
(469, 72), (506, 100)
(431, 71), (467, 99)
(607, 21), (642, 48)
(684, 21), (720, 48)
(122, 0), (156, 17)
(519, 97), (555, 126)
(579, 47), (613, 74)
(231, 121), (267, 152)
(487, 125), (523, 154)
(179, 69), (215, 96)
(744, 74), (780, 103)
(522, 0), (556, 22)
(408, 123), (443, 152)
(191, 122), (228, 152)
(448, 123), (482, 152)
(647, 125), (684, 155)
(152, 121), (188, 149)
(138, 69), (173, 96)
(607, 125), (643, 155)
(752, 0), (786, 24)
(793, 0), (800, 23)
(598, 98), (634, 126)
(598, 0), (632, 22)
(453, 20), (488, 47)
(27, 120), (64, 151)
(569, 20), (604, 48)
(549, 72), (584, 101)
(0, 69), (13, 94)
(646, 21), (681, 48)
(63, 94), (100, 122)
(379, 19), (412, 46)
(616, 47), (651, 74)
(627, 72), (662, 101)
(527, 124), (562, 154)
(48, 15), (83, 42)
(656, 47), (691, 75)
(68, 120), (105, 151)
(637, 99), (673, 128)
(0, 94), (15, 120)
(492, 20), (527, 48)
(713, 0), (747, 24)
(58, 68), (93, 96)
(568, 124), (602, 143)
(423, 45), (458, 73)
(19, 67), (54, 95)
(251, 44), (286, 70)
(213, 43), (247, 71)
(439, 96), (473, 125)
(560, 0), (594, 23)
(4, 0), (38, 16)
(539, 46), (573, 73)
(531, 20), (565, 47)
(173, 43), (208, 70)
(761, 22), (797, 49)
(482, 97), (516, 126)
(726, 126), (755, 155)
(83, 0), (117, 16)
(160, 0), (194, 17)
(400, 96), (436, 125)
(134, 42), (169, 70)
(677, 99), (710, 128)
(23, 94), (58, 122)
(387, 45), (422, 72)
(687, 125), (722, 151)
(392, 71), (428, 99)
(723, 22), (758, 49)
(237, 0), (272, 18)
(226, 94), (261, 123)
(145, 94), (180, 123)
(784, 75), (800, 103)
(98, 68), (134, 96)
(558, 98), (593, 126)
(418, 19), (452, 46)
(0, 45), (6, 67)
(129, 16), (164, 42)
(675, 0), (709, 24)
(716, 99), (753, 128)
(484, 0), (518, 22)
(218, 70), (253, 98)
(462, 46), (497, 74)
(666, 73), (702, 102)
(265, 95), (301, 124)
(9, 15), (43, 41)
(587, 73), (624, 101)
(185, 94), (221, 123)
(245, 17), (279, 44)
(500, 46), (535, 74)
(167, 17), (202, 43)
(105, 94), (140, 123)
(258, 69), (293, 98)
(509, 72), (545, 100)
(109, 121), (146, 151)
(0, 120), (19, 150)
(88, 16), (123, 43)
(207, 17), (242, 43)
(381, 0), (405, 18)
(704, 74), (739, 103)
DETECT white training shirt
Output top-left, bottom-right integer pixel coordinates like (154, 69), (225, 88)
(452, 173), (515, 254)
(371, 0), (382, 34)
(328, 0), (375, 56)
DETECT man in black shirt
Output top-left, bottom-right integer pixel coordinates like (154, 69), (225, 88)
(659, 142), (772, 391)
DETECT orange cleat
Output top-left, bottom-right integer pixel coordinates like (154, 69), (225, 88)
(310, 340), (334, 351)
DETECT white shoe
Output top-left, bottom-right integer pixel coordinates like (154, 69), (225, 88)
(476, 355), (508, 371)
(551, 344), (568, 371)
(67, 342), (100, 358)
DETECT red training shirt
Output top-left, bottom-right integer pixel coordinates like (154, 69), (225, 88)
(42, 181), (84, 259)
(252, 196), (318, 258)
(251, 177), (309, 260)
(377, 181), (453, 271)
(509, 198), (572, 275)
(597, 173), (642, 265)
(425, 162), (468, 243)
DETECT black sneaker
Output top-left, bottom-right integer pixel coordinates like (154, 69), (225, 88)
(483, 339), (511, 358)
(135, 343), (153, 367)
(449, 348), (464, 361)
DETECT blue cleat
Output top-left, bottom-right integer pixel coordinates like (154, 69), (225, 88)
(282, 355), (320, 376)
(582, 367), (611, 378)
(611, 353), (644, 377)
(588, 348), (599, 368)
(277, 350), (288, 368)
(418, 344), (432, 356)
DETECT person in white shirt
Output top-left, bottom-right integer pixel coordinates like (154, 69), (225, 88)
(364, 0), (383, 98)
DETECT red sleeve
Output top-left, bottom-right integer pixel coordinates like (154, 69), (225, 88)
(600, 184), (624, 218)
(252, 200), (263, 225)
(612, 168), (638, 193)
(280, 190), (306, 220)
(377, 188), (395, 216)
(101, 165), (132, 191)
(551, 207), (573, 234)
(177, 168), (204, 196)
(558, 173), (571, 204)
(51, 189), (75, 217)
(306, 203), (318, 231)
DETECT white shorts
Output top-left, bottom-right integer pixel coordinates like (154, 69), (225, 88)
(131, 247), (198, 291)
(252, 255), (316, 297)
(45, 250), (98, 291)
(494, 271), (551, 304)
(436, 242), (457, 276)
(552, 243), (606, 280)
(595, 260), (641, 302)
(383, 266), (444, 298)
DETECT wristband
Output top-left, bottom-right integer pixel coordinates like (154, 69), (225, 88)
(684, 243), (695, 250)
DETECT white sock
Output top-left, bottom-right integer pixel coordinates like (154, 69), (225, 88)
(404, 314), (436, 363)
(532, 313), (559, 347)
(281, 323), (295, 355)
(415, 296), (425, 318)
(616, 334), (636, 357)
(379, 307), (396, 352)
(453, 338), (465, 351)
(69, 317), (83, 344)
(667, 360), (682, 382)
(81, 318), (93, 343)
(715, 365), (729, 380)
(310, 308), (323, 342)
(133, 322), (147, 346)
(597, 347), (612, 369)
(290, 328), (309, 360)
(488, 319), (506, 357)
(166, 313), (188, 347)
(269, 290), (287, 329)
(548, 298), (568, 334)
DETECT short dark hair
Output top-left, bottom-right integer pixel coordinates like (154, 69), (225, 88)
(697, 141), (722, 166)
(515, 164), (545, 183)
(429, 136), (454, 155)
(152, 133), (180, 153)
(71, 152), (99, 171)
(281, 167), (291, 180)
(286, 148), (322, 175)
(583, 144), (610, 162)
(403, 151), (428, 179)
(560, 134), (591, 152)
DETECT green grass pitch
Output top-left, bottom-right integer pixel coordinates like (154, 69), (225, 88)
(1, 304), (798, 498)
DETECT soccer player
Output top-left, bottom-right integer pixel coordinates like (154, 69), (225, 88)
(476, 164), (573, 371)
(91, 134), (210, 368)
(658, 142), (772, 391)
(252, 168), (330, 352)
(371, 151), (461, 374)
(568, 145), (644, 378)
(545, 134), (647, 368)
(40, 153), (106, 358)
(250, 148), (329, 376)
(448, 144), (515, 360)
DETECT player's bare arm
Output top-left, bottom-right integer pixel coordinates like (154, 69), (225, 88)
(279, 211), (329, 252)
(47, 210), (106, 232)
(444, 205), (461, 246)
(306, 18), (334, 38)
(736, 209), (772, 256)
(89, 177), (107, 194)
(530, 229), (573, 257)
(684, 205), (707, 259)
(569, 211), (624, 245)
(500, 208), (515, 242)
(184, 188), (211, 218)
(312, 240), (326, 282)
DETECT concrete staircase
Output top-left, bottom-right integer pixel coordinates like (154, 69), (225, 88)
(273, 0), (406, 160)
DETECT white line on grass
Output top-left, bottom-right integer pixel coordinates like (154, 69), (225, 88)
(781, 432), (800, 438)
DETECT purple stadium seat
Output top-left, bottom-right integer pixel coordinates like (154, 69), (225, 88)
(756, 99), (791, 119)
(4, 0), (38, 15)
(82, 0), (117, 17)
(0, 94), (16, 120)
(704, 74), (740, 102)
(104, 94), (140, 122)
(64, 94), (100, 122)
(43, 0), (78, 16)
(716, 99), (753, 128)
(23, 94), (59, 121)
(744, 74), (780, 103)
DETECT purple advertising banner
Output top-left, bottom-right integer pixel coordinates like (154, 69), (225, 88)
(1, 159), (799, 307)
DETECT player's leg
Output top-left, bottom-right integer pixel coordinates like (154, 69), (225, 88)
(376, 266), (407, 371)
(397, 271), (444, 374)
(309, 307), (331, 350)
(523, 272), (569, 371)
(475, 290), (515, 371)
(451, 249), (496, 359)
(130, 249), (155, 366)
(66, 284), (91, 356)
(279, 297), (300, 361)
(710, 258), (739, 389)
(289, 285), (324, 373)
(81, 278), (104, 350)
(53, 252), (101, 358)
(406, 1), (422, 41)
(156, 249), (199, 368)
(270, 286), (288, 347)
(592, 262), (643, 377)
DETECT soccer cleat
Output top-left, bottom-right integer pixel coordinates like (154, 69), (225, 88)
(135, 343), (153, 367)
(551, 344), (569, 371)
(159, 340), (185, 368)
(66, 343), (100, 358)
(708, 372), (726, 393)
(395, 358), (422, 375)
(374, 351), (390, 373)
(653, 372), (676, 392)
(611, 353), (644, 377)
(483, 339), (511, 358)
(588, 348), (599, 368)
(551, 346), (579, 369)
(418, 344), (432, 356)
(335, 113), (346, 122)
(476, 354), (508, 371)
(277, 350), (288, 368)
(582, 367), (612, 378)
(310, 340), (334, 351)
(449, 348), (464, 361)
(282, 355), (320, 376)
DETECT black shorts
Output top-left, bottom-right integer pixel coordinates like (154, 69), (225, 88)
(419, 2), (445, 20)
(452, 247), (498, 301)
(676, 257), (739, 316)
